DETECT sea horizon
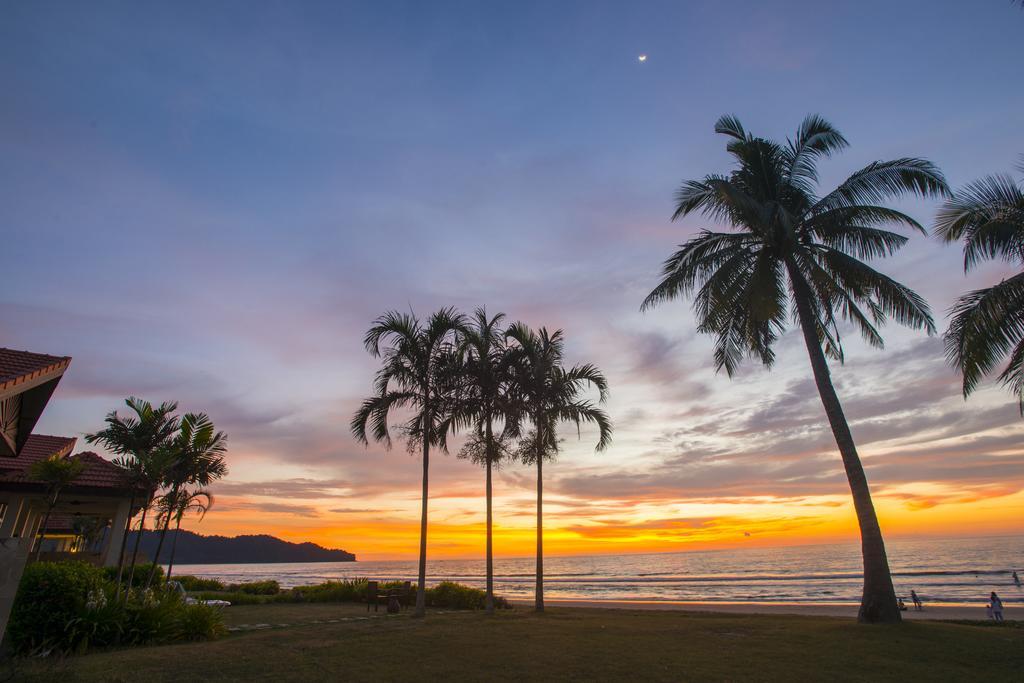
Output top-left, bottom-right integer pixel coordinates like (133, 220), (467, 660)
(175, 534), (1024, 606)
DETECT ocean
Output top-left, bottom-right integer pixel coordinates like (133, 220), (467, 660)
(177, 535), (1023, 605)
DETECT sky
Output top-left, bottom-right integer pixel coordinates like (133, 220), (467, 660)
(3, 1), (1023, 560)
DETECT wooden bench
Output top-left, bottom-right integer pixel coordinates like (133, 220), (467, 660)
(366, 580), (413, 613)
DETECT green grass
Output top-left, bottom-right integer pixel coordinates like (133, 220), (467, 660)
(9, 606), (1023, 682)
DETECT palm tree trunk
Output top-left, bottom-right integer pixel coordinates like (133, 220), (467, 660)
(789, 266), (901, 624)
(167, 517), (182, 581)
(535, 443), (544, 613)
(146, 490), (176, 588)
(126, 497), (150, 590)
(415, 436), (429, 617)
(114, 492), (136, 598)
(484, 418), (495, 614)
(34, 501), (56, 561)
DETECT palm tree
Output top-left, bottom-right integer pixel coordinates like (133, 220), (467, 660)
(642, 114), (948, 623)
(447, 308), (517, 613)
(146, 413), (227, 587)
(505, 323), (612, 612)
(86, 398), (179, 591)
(351, 307), (466, 617)
(29, 454), (85, 560)
(156, 488), (213, 581)
(936, 159), (1024, 411)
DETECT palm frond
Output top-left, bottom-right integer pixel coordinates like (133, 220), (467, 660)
(714, 114), (747, 141)
(934, 174), (1024, 269)
(816, 248), (936, 334)
(945, 273), (1024, 399)
(817, 158), (949, 211)
(785, 114), (848, 192)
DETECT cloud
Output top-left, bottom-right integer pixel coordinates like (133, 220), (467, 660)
(214, 478), (352, 499)
(565, 513), (827, 542)
(215, 500), (321, 516)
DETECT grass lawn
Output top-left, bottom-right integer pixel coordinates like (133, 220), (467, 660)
(10, 605), (1023, 682)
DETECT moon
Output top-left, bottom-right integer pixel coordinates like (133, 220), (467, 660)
(638, 54), (647, 63)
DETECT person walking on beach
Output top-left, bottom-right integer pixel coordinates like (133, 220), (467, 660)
(910, 590), (923, 611)
(990, 592), (1004, 622)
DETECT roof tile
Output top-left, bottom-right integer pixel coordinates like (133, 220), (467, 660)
(0, 435), (134, 491)
(0, 348), (71, 386)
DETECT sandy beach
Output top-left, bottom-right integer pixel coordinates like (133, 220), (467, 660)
(517, 599), (1005, 621)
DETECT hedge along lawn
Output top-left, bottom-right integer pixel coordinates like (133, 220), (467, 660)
(12, 607), (1024, 682)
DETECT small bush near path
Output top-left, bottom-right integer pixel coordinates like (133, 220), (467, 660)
(173, 575), (225, 592)
(189, 578), (510, 609)
(426, 581), (511, 610)
(226, 579), (280, 595)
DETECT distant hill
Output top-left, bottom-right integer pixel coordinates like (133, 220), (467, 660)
(126, 529), (356, 564)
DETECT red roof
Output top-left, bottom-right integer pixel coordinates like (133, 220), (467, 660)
(6, 434), (76, 465)
(0, 348), (71, 392)
(70, 452), (135, 490)
(0, 434), (135, 492)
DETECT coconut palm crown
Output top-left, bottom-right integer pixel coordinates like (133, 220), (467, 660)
(935, 159), (1024, 411)
(642, 114), (949, 623)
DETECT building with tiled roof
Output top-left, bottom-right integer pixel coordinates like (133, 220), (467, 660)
(0, 435), (138, 494)
(0, 347), (134, 643)
(0, 348), (72, 458)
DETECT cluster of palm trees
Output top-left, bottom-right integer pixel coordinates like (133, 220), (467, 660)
(643, 114), (1024, 623)
(348, 116), (1020, 626)
(352, 309), (612, 617)
(86, 397), (227, 593)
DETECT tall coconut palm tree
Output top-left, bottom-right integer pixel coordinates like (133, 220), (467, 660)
(642, 114), (948, 623)
(86, 398), (179, 592)
(351, 307), (466, 617)
(29, 453), (85, 560)
(505, 323), (612, 612)
(146, 413), (227, 587)
(936, 160), (1024, 411)
(156, 488), (213, 581)
(446, 308), (516, 613)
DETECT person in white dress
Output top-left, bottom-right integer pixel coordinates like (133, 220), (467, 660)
(989, 592), (1004, 622)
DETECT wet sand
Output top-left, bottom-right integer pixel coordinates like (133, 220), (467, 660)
(516, 598), (1004, 620)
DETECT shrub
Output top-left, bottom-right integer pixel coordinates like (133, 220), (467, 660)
(184, 578), (508, 611)
(293, 579), (366, 603)
(119, 588), (182, 645)
(174, 575), (225, 592)
(226, 579), (280, 595)
(177, 602), (228, 641)
(426, 581), (511, 610)
(101, 562), (164, 587)
(8, 561), (105, 654)
(9, 562), (226, 656)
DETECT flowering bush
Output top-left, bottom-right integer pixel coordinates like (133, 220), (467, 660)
(9, 562), (226, 656)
